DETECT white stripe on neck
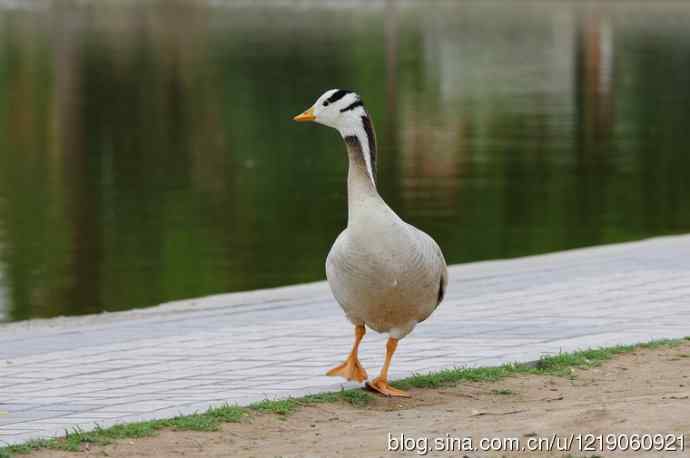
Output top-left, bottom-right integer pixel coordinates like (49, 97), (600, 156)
(340, 126), (375, 187)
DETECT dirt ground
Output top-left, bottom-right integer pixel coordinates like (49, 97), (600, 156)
(30, 342), (690, 458)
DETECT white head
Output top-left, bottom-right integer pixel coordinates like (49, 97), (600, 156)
(294, 89), (377, 185)
(294, 89), (366, 131)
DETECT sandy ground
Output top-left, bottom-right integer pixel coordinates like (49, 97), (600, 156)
(29, 342), (690, 458)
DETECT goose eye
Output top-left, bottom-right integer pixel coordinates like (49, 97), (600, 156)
(323, 101), (330, 107)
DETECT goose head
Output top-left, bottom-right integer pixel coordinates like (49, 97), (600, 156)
(293, 89), (366, 133)
(294, 89), (377, 186)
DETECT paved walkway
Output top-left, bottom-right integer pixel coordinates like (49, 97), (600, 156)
(2, 235), (690, 446)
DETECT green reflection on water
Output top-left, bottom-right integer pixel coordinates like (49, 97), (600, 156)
(1, 2), (689, 322)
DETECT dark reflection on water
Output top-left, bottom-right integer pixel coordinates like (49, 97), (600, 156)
(1, 2), (690, 322)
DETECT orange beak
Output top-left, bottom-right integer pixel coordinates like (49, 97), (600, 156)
(293, 106), (316, 122)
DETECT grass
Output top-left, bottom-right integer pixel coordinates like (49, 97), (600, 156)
(491, 388), (514, 395)
(1, 337), (686, 457)
(0, 404), (246, 456)
(393, 338), (684, 390)
(250, 388), (374, 416)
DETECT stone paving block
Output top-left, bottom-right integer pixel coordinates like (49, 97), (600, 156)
(1, 235), (690, 446)
(93, 401), (183, 414)
(0, 428), (45, 436)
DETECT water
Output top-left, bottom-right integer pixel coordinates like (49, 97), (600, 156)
(1, 1), (689, 322)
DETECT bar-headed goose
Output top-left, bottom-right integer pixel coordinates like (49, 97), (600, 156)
(293, 89), (447, 397)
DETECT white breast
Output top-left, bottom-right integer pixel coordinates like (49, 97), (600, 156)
(326, 201), (447, 339)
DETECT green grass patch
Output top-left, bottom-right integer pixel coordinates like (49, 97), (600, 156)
(339, 387), (373, 407)
(250, 387), (374, 415)
(1, 337), (686, 457)
(491, 388), (514, 395)
(393, 338), (684, 390)
(638, 338), (684, 350)
(0, 404), (246, 456)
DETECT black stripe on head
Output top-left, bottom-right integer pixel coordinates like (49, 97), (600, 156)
(340, 100), (364, 113)
(361, 115), (377, 180)
(326, 89), (351, 104)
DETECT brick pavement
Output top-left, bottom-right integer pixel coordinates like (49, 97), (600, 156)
(1, 235), (690, 446)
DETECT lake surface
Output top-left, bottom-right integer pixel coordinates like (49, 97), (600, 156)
(1, 1), (690, 322)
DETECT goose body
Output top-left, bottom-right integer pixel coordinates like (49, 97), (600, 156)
(326, 167), (447, 340)
(294, 89), (448, 397)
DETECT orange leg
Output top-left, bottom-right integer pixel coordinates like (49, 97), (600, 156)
(326, 325), (368, 382)
(366, 337), (410, 397)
